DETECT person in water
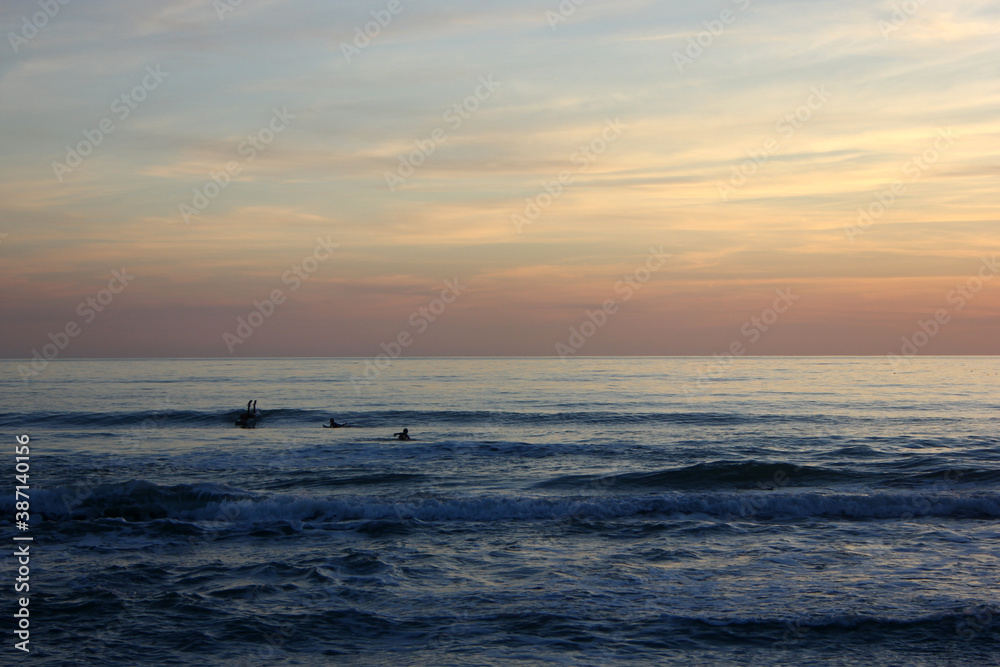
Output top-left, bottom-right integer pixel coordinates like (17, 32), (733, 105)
(236, 400), (255, 428)
(324, 418), (343, 428)
(394, 428), (411, 441)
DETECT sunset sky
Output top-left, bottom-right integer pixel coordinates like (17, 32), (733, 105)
(2, 0), (998, 360)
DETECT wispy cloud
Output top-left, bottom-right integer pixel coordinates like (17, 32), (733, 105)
(1, 0), (997, 356)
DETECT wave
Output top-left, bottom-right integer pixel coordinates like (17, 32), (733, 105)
(534, 461), (851, 490)
(615, 608), (1000, 652)
(19, 480), (257, 521)
(13, 480), (1000, 525)
(532, 460), (1000, 491)
(877, 468), (1000, 487)
(0, 408), (881, 430)
(0, 408), (334, 428)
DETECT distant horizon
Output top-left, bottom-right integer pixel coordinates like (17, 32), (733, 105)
(6, 354), (996, 361)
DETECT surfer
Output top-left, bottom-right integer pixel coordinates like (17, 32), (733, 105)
(394, 428), (411, 441)
(236, 400), (257, 427)
(324, 418), (344, 428)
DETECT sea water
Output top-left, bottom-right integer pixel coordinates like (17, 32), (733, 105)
(1, 357), (998, 665)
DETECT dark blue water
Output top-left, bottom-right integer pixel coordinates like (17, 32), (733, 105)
(2, 357), (998, 665)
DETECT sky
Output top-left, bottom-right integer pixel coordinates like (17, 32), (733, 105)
(1, 0), (998, 361)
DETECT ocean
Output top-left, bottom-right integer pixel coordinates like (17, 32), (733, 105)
(2, 357), (998, 666)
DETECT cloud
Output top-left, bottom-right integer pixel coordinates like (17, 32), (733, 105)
(2, 0), (998, 356)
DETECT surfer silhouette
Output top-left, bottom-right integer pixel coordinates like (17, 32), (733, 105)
(324, 418), (344, 428)
(236, 400), (255, 428)
(394, 428), (411, 441)
(236, 400), (258, 428)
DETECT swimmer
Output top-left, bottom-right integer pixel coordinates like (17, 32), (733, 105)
(393, 428), (411, 441)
